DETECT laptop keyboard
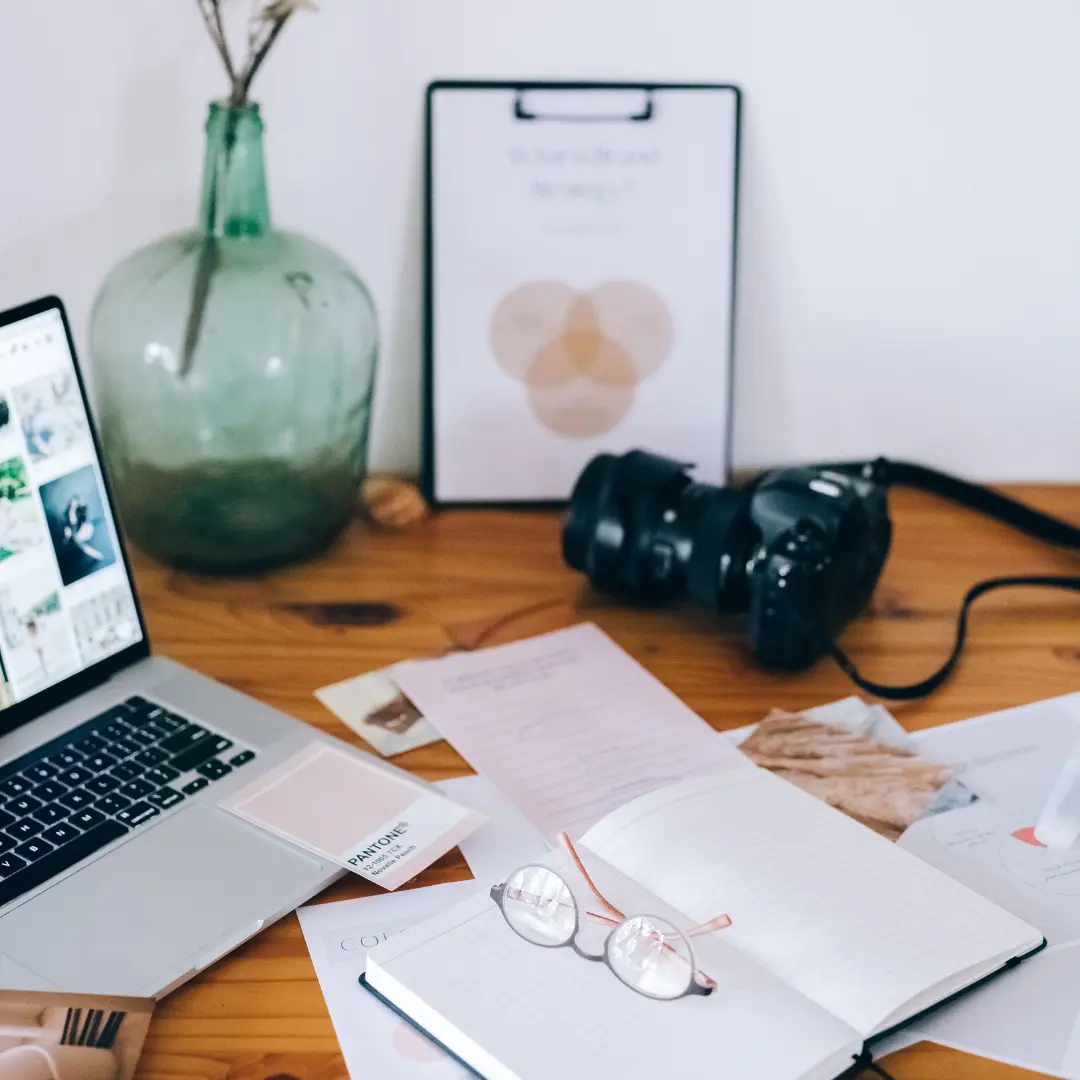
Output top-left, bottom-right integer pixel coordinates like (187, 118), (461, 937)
(0, 695), (256, 909)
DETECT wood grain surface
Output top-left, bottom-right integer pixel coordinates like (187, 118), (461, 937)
(131, 486), (1080, 1080)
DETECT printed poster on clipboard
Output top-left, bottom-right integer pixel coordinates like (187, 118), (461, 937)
(425, 81), (741, 505)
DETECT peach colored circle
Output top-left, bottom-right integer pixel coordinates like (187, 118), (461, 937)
(588, 281), (674, 380)
(527, 374), (636, 438)
(526, 334), (637, 389)
(490, 281), (577, 382)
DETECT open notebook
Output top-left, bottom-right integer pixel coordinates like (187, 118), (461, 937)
(365, 766), (1044, 1080)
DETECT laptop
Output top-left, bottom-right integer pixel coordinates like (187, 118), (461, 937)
(0, 296), (347, 997)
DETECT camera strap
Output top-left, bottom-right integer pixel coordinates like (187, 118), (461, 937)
(812, 458), (1080, 700)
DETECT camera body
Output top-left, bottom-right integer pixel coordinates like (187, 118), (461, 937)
(563, 451), (892, 670)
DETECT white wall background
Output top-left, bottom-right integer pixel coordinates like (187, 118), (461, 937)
(1, 0), (1078, 480)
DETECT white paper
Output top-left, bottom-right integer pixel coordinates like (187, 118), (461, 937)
(436, 775), (548, 885)
(868, 1028), (925, 1062)
(429, 85), (738, 502)
(879, 693), (1080, 1078)
(300, 777), (547, 1080)
(298, 883), (477, 1080)
(908, 942), (1080, 1078)
(900, 695), (1080, 947)
(393, 623), (751, 840)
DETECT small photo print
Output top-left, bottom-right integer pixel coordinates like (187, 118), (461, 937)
(0, 989), (154, 1080)
(0, 456), (45, 562)
(40, 465), (117, 586)
(71, 585), (140, 666)
(0, 581), (78, 696)
(12, 370), (90, 462)
(315, 667), (443, 757)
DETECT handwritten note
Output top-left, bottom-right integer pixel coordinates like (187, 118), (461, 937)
(392, 623), (749, 840)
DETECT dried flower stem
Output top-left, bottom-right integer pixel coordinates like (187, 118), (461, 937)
(192, 0), (306, 108)
(181, 0), (312, 376)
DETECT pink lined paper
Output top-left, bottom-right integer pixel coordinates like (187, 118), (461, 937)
(392, 623), (749, 840)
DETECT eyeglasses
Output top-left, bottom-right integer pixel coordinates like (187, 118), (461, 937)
(490, 831), (731, 1001)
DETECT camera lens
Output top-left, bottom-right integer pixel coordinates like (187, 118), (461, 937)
(563, 450), (752, 610)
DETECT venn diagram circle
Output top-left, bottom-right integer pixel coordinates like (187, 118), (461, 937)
(489, 281), (674, 438)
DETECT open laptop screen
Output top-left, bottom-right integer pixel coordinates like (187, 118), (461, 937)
(0, 304), (145, 711)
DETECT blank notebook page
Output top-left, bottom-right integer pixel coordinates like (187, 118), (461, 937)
(582, 768), (1042, 1036)
(367, 849), (861, 1080)
(392, 623), (750, 839)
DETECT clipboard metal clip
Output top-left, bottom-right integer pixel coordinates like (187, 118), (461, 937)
(513, 88), (654, 124)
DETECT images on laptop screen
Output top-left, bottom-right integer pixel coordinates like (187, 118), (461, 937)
(0, 308), (143, 709)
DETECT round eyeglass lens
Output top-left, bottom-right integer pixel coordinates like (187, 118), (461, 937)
(500, 865), (577, 946)
(606, 915), (695, 999)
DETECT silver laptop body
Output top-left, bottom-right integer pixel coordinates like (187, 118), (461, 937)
(0, 297), (343, 997)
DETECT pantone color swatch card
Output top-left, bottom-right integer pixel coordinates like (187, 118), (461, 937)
(220, 741), (485, 890)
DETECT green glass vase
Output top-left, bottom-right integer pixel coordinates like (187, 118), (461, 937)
(89, 101), (378, 573)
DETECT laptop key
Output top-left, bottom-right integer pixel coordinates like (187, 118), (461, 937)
(32, 780), (67, 802)
(58, 789), (94, 811)
(124, 695), (152, 712)
(57, 767), (92, 788)
(96, 794), (131, 816)
(0, 820), (128, 909)
(181, 777), (209, 796)
(24, 762), (58, 783)
(32, 805), (69, 827)
(228, 750), (256, 768)
(115, 802), (159, 828)
(127, 729), (159, 748)
(0, 777), (30, 800)
(85, 775), (120, 797)
(6, 795), (43, 817)
(0, 834), (18, 854)
(45, 749), (82, 770)
(13, 838), (54, 862)
(0, 853), (27, 877)
(119, 779), (154, 800)
(110, 762), (142, 783)
(134, 747), (168, 768)
(83, 753), (119, 773)
(121, 699), (156, 726)
(160, 725), (207, 755)
(73, 735), (107, 757)
(148, 787), (184, 810)
(144, 765), (179, 786)
(7, 820), (43, 842)
(94, 706), (135, 729)
(154, 712), (187, 733)
(99, 721), (133, 741)
(0, 809), (14, 831)
(111, 737), (143, 759)
(196, 759), (232, 781)
(70, 808), (106, 830)
(40, 822), (80, 847)
(172, 736), (232, 773)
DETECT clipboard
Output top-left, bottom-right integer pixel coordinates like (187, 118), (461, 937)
(424, 80), (741, 507)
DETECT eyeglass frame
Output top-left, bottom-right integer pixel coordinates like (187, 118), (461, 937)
(489, 831), (731, 1001)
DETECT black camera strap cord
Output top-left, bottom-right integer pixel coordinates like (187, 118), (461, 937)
(811, 458), (1080, 701)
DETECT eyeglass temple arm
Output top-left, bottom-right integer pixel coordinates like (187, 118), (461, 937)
(556, 831), (624, 920)
(557, 831), (728, 991)
(687, 914), (733, 935)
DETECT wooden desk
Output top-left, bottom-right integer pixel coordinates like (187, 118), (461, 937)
(132, 486), (1080, 1080)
